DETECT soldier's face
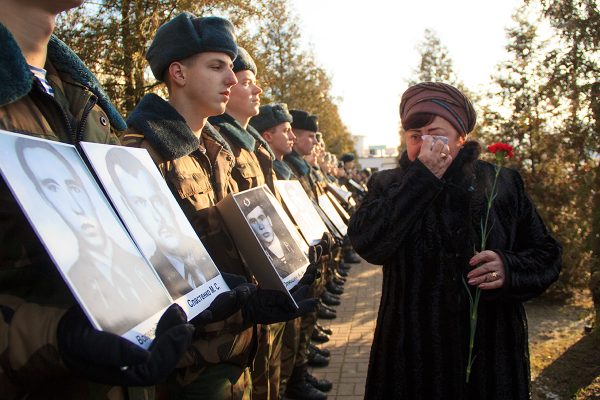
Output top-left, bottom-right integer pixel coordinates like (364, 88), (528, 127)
(23, 147), (105, 250)
(264, 122), (295, 158)
(114, 166), (180, 253)
(178, 52), (238, 118)
(247, 206), (274, 244)
(227, 69), (262, 119)
(292, 129), (317, 156)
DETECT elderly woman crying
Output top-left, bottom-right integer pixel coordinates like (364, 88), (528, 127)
(348, 82), (562, 400)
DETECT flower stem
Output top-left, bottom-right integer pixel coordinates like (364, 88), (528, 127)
(465, 163), (502, 383)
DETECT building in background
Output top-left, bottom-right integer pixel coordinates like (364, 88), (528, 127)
(352, 134), (398, 172)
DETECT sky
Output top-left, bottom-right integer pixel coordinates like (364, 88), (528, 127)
(289, 0), (524, 149)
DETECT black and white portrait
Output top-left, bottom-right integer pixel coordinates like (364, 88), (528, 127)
(237, 187), (308, 279)
(81, 144), (220, 300)
(274, 180), (328, 245)
(0, 132), (171, 336)
(318, 194), (348, 237)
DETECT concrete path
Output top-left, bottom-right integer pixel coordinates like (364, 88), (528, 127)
(310, 259), (382, 400)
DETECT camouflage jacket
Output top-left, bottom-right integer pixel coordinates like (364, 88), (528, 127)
(208, 113), (278, 196)
(121, 94), (256, 380)
(0, 25), (149, 400)
(283, 150), (324, 201)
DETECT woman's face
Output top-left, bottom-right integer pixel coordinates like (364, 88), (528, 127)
(403, 116), (465, 161)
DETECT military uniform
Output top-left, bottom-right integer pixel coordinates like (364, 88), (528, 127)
(122, 94), (255, 400)
(210, 113), (285, 400)
(0, 26), (152, 400)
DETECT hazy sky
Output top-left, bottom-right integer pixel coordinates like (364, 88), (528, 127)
(289, 0), (524, 149)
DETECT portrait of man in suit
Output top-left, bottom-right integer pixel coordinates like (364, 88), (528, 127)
(241, 191), (307, 279)
(15, 138), (170, 335)
(105, 147), (218, 298)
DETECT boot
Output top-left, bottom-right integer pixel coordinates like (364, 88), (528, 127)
(316, 324), (333, 335)
(304, 369), (333, 392)
(309, 343), (330, 358)
(321, 291), (341, 306)
(307, 346), (330, 367)
(311, 328), (330, 343)
(285, 365), (327, 400)
(317, 306), (336, 320)
(325, 281), (344, 295)
(343, 249), (361, 264)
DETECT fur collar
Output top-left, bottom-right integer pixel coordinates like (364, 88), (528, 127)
(284, 150), (311, 176)
(0, 23), (126, 131)
(127, 93), (231, 159)
(247, 123), (275, 159)
(209, 113), (257, 152)
(273, 159), (293, 180)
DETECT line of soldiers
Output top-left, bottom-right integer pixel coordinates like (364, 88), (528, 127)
(0, 3), (364, 400)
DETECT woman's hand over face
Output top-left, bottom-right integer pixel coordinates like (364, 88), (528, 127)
(418, 136), (452, 179)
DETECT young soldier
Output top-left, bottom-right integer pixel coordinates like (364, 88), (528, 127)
(0, 1), (193, 398)
(208, 47), (286, 400)
(250, 103), (296, 180)
(121, 14), (314, 399)
(251, 105), (333, 400)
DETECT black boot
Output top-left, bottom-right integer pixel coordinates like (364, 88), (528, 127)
(326, 281), (344, 295)
(316, 324), (333, 335)
(285, 366), (328, 400)
(307, 346), (330, 367)
(317, 305), (336, 320)
(343, 250), (361, 264)
(305, 369), (333, 392)
(311, 328), (330, 343)
(321, 291), (341, 306)
(309, 343), (331, 358)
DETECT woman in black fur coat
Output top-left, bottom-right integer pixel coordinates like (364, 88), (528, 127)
(348, 82), (561, 400)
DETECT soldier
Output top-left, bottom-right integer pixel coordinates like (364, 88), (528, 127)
(0, 1), (194, 398)
(250, 103), (296, 180)
(121, 13), (315, 400)
(208, 47), (287, 400)
(252, 105), (333, 400)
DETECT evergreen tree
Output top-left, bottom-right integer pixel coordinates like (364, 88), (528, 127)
(409, 28), (459, 86)
(251, 0), (354, 155)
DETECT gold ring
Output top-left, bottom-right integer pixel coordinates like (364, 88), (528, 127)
(490, 271), (499, 280)
(441, 153), (448, 159)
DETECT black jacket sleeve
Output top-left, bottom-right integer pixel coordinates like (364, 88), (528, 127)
(347, 161), (444, 265)
(493, 169), (562, 301)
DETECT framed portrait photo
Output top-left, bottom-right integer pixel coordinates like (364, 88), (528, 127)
(0, 130), (172, 348)
(274, 180), (329, 246)
(80, 142), (229, 320)
(217, 185), (309, 296)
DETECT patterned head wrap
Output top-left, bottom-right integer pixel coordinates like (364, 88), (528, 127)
(400, 82), (476, 135)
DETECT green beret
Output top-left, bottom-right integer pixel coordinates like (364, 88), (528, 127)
(250, 103), (293, 133)
(233, 47), (257, 75)
(340, 153), (355, 163)
(146, 13), (238, 81)
(290, 109), (318, 132)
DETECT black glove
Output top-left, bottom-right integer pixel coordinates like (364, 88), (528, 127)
(320, 232), (337, 255)
(242, 286), (318, 324)
(296, 263), (318, 287)
(57, 304), (194, 386)
(308, 244), (324, 264)
(190, 272), (256, 326)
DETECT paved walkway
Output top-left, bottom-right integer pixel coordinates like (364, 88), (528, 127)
(310, 259), (382, 400)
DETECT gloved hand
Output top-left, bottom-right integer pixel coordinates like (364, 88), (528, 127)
(242, 285), (318, 324)
(57, 304), (194, 386)
(319, 231), (336, 256)
(296, 263), (319, 287)
(190, 272), (257, 326)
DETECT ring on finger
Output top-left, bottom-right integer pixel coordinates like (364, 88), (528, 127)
(489, 271), (499, 280)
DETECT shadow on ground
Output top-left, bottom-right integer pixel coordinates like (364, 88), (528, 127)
(532, 333), (600, 399)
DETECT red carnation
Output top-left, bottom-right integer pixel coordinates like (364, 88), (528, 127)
(487, 143), (514, 158)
